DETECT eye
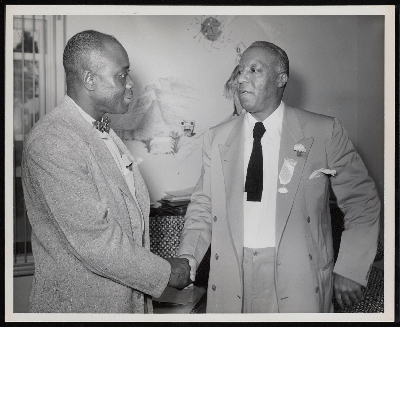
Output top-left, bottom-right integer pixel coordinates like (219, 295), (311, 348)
(120, 70), (130, 79)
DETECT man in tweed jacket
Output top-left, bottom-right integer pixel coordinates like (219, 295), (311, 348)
(22, 30), (191, 313)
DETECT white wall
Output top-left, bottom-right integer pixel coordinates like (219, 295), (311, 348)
(66, 15), (384, 239)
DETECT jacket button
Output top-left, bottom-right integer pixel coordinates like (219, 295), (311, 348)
(212, 284), (216, 291)
(309, 254), (312, 260)
(307, 216), (310, 223)
(215, 253), (219, 260)
(315, 287), (319, 293)
(213, 216), (217, 222)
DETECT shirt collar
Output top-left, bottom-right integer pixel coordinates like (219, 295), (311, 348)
(67, 95), (109, 139)
(246, 101), (284, 137)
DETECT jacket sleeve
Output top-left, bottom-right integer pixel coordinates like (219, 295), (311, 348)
(23, 132), (170, 298)
(178, 129), (213, 268)
(328, 118), (381, 286)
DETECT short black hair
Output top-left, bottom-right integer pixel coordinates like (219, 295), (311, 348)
(63, 30), (121, 85)
(248, 41), (289, 77)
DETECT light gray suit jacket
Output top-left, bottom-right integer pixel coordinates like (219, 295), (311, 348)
(22, 96), (171, 313)
(178, 104), (380, 313)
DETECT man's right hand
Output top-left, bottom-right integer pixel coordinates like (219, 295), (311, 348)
(166, 258), (192, 290)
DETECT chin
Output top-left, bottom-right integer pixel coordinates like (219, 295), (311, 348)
(239, 101), (253, 111)
(114, 105), (129, 115)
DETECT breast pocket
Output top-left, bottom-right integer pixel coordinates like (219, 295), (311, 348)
(304, 175), (329, 214)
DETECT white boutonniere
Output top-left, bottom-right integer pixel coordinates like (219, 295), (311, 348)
(294, 143), (306, 157)
(278, 158), (297, 193)
(121, 154), (133, 171)
(121, 154), (143, 173)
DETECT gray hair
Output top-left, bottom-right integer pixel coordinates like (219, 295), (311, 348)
(224, 64), (241, 100)
(248, 41), (289, 77)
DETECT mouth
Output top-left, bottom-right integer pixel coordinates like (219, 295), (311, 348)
(239, 90), (253, 96)
(124, 90), (133, 102)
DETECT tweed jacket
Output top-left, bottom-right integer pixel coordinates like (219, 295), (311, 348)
(22, 95), (171, 313)
(178, 104), (380, 313)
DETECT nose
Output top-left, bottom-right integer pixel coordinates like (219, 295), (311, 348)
(126, 74), (134, 89)
(237, 70), (247, 84)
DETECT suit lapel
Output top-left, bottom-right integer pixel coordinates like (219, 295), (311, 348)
(275, 106), (314, 249)
(108, 129), (150, 215)
(219, 114), (245, 267)
(59, 96), (136, 203)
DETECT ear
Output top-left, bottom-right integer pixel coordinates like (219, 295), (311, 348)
(277, 73), (288, 88)
(82, 70), (95, 91)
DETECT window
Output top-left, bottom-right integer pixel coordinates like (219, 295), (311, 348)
(13, 16), (47, 273)
(13, 15), (66, 276)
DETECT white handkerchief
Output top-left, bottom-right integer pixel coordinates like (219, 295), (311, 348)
(309, 168), (336, 179)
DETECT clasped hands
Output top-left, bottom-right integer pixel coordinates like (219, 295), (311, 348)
(166, 257), (192, 290)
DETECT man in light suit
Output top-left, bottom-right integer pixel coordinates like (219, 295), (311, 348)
(22, 30), (191, 313)
(178, 41), (380, 313)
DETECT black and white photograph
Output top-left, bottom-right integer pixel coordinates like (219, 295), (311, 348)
(4, 5), (396, 322)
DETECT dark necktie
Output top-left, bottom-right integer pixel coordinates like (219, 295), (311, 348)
(93, 116), (111, 133)
(245, 121), (266, 202)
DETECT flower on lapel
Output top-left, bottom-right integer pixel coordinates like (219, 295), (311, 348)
(294, 143), (306, 157)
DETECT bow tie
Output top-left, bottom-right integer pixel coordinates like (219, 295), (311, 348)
(93, 116), (111, 133)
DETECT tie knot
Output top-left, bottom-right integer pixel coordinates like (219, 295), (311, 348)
(253, 122), (266, 140)
(93, 116), (111, 133)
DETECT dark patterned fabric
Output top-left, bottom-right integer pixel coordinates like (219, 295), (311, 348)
(333, 266), (384, 313)
(149, 216), (184, 259)
(149, 216), (210, 287)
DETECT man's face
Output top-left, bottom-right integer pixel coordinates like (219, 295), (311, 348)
(237, 46), (282, 120)
(93, 41), (134, 115)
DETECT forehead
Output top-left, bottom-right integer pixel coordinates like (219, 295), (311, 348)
(100, 40), (129, 69)
(240, 46), (277, 67)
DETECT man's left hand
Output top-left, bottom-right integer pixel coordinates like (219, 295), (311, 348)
(333, 273), (365, 308)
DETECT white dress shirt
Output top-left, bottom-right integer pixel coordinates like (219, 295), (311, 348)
(243, 102), (284, 248)
(70, 96), (144, 233)
(180, 102), (284, 277)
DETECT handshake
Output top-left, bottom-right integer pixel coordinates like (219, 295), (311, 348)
(166, 257), (193, 290)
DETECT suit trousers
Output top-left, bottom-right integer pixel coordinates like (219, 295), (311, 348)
(243, 247), (278, 313)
